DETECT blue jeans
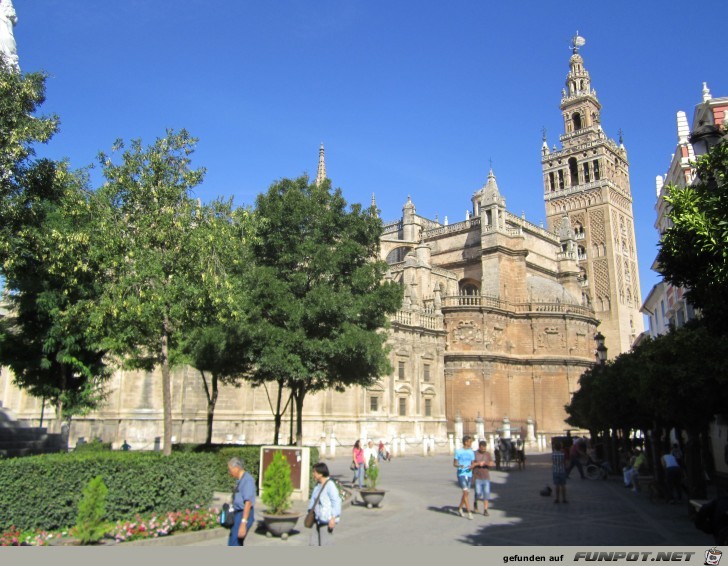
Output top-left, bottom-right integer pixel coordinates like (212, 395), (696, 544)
(227, 509), (255, 546)
(354, 463), (365, 488)
(474, 479), (490, 501)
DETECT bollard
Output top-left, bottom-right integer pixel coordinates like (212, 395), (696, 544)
(320, 432), (327, 458)
(329, 432), (336, 458)
(448, 433), (454, 454)
(392, 437), (399, 458)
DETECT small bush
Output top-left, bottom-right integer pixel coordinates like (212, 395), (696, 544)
(74, 439), (112, 453)
(366, 455), (379, 489)
(261, 451), (293, 515)
(74, 475), (108, 544)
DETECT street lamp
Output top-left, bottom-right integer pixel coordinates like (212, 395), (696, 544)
(594, 331), (608, 365)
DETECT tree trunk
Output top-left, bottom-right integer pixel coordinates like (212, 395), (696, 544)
(273, 381), (283, 445)
(685, 429), (706, 499)
(293, 386), (305, 447)
(205, 374), (218, 445)
(161, 321), (172, 456)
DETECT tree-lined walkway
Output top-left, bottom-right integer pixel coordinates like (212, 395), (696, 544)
(190, 453), (714, 546)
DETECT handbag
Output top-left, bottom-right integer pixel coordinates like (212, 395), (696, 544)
(304, 479), (330, 528)
(349, 460), (357, 471)
(219, 480), (240, 528)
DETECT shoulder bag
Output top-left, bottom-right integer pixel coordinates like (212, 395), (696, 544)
(219, 480), (240, 528)
(304, 479), (330, 528)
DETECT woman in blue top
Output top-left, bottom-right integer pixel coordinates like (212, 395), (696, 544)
(307, 462), (342, 546)
(453, 435), (475, 519)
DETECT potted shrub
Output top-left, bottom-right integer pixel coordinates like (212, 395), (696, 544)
(260, 450), (301, 539)
(359, 455), (386, 508)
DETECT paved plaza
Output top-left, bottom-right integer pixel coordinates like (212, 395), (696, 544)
(189, 452), (716, 546)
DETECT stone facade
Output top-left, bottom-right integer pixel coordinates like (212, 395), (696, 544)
(1, 38), (636, 451)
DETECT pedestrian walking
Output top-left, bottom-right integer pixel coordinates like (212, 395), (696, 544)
(307, 462), (341, 546)
(661, 450), (683, 503)
(453, 435), (476, 519)
(552, 439), (568, 504)
(472, 440), (492, 516)
(226, 457), (256, 546)
(352, 440), (365, 489)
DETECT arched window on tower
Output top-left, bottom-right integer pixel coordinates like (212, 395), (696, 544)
(558, 170), (565, 190)
(549, 172), (556, 192)
(582, 162), (590, 183)
(577, 245), (587, 261)
(568, 158), (579, 187)
(593, 159), (601, 180)
(572, 112), (582, 131)
(574, 222), (585, 239)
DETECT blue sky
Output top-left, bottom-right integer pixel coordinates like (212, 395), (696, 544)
(11, 0), (728, 306)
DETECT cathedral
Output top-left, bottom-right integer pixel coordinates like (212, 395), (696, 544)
(0, 36), (643, 451)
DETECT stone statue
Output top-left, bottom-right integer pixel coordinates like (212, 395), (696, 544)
(0, 0), (19, 72)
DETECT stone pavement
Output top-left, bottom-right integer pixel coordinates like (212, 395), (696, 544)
(188, 452), (715, 546)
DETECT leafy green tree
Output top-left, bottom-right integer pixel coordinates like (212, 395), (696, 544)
(179, 200), (256, 445)
(0, 166), (111, 426)
(658, 139), (728, 332)
(86, 130), (207, 455)
(248, 176), (402, 445)
(73, 475), (109, 544)
(0, 66), (109, 426)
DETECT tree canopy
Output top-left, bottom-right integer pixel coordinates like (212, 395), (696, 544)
(247, 176), (403, 445)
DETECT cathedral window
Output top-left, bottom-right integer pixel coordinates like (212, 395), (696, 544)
(370, 396), (379, 412)
(593, 159), (601, 180)
(574, 222), (585, 239)
(572, 112), (582, 131)
(577, 245), (587, 261)
(558, 170), (565, 190)
(582, 162), (590, 183)
(424, 364), (431, 382)
(398, 397), (407, 417)
(424, 398), (432, 417)
(568, 158), (579, 187)
(398, 361), (405, 381)
(549, 172), (555, 192)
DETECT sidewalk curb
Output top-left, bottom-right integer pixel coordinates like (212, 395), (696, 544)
(121, 527), (226, 547)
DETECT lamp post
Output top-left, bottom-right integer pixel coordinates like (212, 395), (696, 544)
(594, 331), (608, 365)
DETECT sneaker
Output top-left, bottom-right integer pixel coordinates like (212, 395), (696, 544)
(458, 508), (464, 517)
(467, 512), (473, 520)
(483, 510), (489, 516)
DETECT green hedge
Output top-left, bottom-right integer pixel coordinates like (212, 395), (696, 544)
(0, 444), (319, 532)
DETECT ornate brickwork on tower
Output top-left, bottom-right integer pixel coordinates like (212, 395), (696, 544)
(541, 34), (644, 355)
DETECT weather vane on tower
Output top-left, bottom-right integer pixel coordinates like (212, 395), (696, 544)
(571, 31), (586, 54)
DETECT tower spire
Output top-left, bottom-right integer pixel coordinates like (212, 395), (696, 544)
(315, 142), (326, 186)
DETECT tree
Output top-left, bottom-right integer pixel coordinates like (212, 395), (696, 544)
(0, 166), (111, 426)
(86, 130), (207, 455)
(658, 139), (728, 332)
(247, 176), (402, 445)
(0, 65), (109, 426)
(179, 199), (255, 445)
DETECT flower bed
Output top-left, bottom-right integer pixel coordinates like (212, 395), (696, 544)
(0, 506), (219, 546)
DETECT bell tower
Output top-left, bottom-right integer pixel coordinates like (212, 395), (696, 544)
(541, 34), (643, 355)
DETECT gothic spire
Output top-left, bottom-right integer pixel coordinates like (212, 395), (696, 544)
(315, 143), (326, 186)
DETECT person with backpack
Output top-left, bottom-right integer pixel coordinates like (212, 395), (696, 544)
(226, 457), (256, 546)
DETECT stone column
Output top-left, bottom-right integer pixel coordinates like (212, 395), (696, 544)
(502, 416), (511, 439)
(329, 432), (336, 458)
(475, 416), (485, 444)
(448, 434), (454, 455)
(454, 415), (463, 449)
(320, 432), (327, 458)
(489, 434), (496, 454)
(526, 416), (536, 443)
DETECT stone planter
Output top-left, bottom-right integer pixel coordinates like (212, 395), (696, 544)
(261, 512), (301, 540)
(359, 489), (386, 508)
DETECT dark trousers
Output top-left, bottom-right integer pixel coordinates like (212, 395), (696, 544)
(665, 467), (682, 501)
(227, 509), (255, 546)
(566, 458), (585, 478)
